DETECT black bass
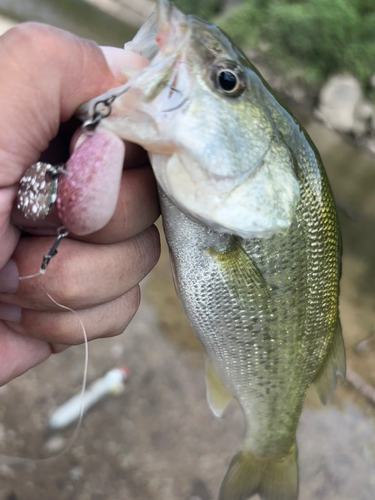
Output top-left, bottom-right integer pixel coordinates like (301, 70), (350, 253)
(81, 1), (345, 499)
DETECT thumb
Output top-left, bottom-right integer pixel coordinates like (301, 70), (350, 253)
(0, 23), (119, 268)
(0, 23), (120, 185)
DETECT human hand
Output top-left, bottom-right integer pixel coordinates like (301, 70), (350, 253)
(0, 24), (160, 386)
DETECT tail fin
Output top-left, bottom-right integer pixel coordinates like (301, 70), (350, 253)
(219, 444), (298, 500)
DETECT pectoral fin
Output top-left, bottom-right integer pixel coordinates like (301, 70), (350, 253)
(168, 246), (183, 307)
(205, 357), (232, 418)
(208, 238), (270, 309)
(314, 319), (346, 405)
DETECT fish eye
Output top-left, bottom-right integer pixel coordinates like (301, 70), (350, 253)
(218, 70), (237, 92)
(211, 61), (245, 97)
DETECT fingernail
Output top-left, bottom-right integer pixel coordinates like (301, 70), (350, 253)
(72, 131), (88, 152)
(0, 259), (19, 293)
(0, 303), (22, 323)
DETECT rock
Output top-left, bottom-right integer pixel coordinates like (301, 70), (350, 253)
(364, 138), (375, 156)
(110, 342), (125, 359)
(0, 423), (5, 442)
(315, 75), (374, 136)
(354, 102), (374, 137)
(69, 466), (84, 482)
(43, 436), (66, 454)
(0, 464), (15, 479)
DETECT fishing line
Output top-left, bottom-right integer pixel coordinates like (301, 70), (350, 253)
(3, 91), (123, 464)
(19, 271), (44, 280)
(0, 237), (90, 466)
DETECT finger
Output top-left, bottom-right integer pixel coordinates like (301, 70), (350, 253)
(70, 128), (150, 169)
(101, 46), (149, 83)
(0, 23), (120, 186)
(0, 24), (147, 268)
(11, 134), (156, 239)
(0, 322), (52, 386)
(10, 129), (126, 235)
(74, 165), (160, 244)
(56, 129), (125, 235)
(0, 225), (160, 311)
(0, 186), (20, 265)
(11, 163), (160, 243)
(4, 285), (140, 345)
(65, 130), (158, 242)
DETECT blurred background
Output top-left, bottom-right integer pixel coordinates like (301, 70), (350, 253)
(0, 1), (375, 499)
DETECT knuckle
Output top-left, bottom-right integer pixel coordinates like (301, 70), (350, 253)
(104, 286), (141, 338)
(133, 225), (161, 272)
(48, 268), (83, 308)
(46, 247), (90, 307)
(2, 23), (54, 51)
(20, 310), (82, 345)
(128, 285), (141, 316)
(52, 313), (88, 345)
(119, 286), (141, 330)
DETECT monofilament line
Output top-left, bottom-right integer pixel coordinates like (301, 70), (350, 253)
(0, 271), (89, 464)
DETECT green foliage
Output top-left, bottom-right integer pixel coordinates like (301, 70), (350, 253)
(215, 0), (267, 47)
(172, 0), (223, 19)
(215, 0), (375, 89)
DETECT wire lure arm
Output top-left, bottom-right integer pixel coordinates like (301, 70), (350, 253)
(81, 84), (131, 134)
(82, 95), (117, 135)
(41, 227), (69, 272)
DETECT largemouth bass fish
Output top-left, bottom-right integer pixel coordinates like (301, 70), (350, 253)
(82, 1), (345, 498)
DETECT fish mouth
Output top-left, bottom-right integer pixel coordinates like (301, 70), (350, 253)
(78, 0), (300, 239)
(78, 0), (192, 139)
(123, 0), (192, 114)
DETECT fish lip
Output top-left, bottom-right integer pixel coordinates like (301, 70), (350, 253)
(121, 3), (192, 113)
(125, 0), (190, 61)
(79, 1), (192, 132)
(156, 0), (173, 49)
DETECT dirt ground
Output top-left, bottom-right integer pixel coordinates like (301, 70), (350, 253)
(1, 120), (375, 500)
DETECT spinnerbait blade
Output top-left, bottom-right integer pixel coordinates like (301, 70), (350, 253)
(17, 162), (62, 221)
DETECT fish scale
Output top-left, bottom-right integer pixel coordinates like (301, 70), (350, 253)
(162, 191), (303, 451)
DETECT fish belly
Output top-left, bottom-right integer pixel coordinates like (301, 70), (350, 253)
(159, 189), (316, 457)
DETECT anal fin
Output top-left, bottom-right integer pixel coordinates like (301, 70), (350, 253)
(205, 357), (232, 418)
(314, 319), (346, 405)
